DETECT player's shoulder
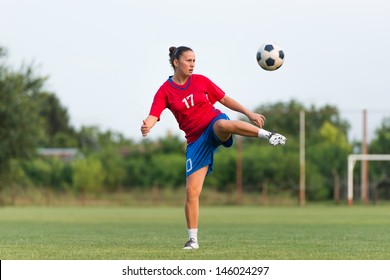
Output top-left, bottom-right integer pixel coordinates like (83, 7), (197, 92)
(154, 80), (170, 98)
(192, 73), (207, 79)
(191, 74), (212, 83)
(158, 78), (172, 90)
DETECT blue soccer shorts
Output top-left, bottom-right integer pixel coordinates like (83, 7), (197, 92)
(185, 113), (234, 177)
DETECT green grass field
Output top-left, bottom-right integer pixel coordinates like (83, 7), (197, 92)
(1, 205), (390, 260)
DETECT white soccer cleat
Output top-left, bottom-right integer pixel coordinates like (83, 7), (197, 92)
(183, 238), (199, 250)
(268, 132), (287, 146)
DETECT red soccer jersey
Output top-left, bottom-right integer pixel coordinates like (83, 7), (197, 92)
(149, 74), (225, 143)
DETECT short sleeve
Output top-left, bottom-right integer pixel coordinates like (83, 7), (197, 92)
(149, 86), (167, 120)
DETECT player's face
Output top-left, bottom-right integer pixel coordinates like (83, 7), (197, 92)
(176, 51), (195, 76)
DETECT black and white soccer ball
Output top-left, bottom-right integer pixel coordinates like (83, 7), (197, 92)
(256, 43), (285, 71)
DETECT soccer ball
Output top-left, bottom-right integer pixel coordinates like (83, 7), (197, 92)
(256, 43), (285, 71)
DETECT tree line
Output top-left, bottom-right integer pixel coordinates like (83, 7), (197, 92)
(1, 46), (389, 204)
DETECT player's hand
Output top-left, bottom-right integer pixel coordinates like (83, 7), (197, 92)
(248, 112), (265, 128)
(140, 120), (150, 137)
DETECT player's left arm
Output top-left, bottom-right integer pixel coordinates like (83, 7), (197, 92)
(219, 95), (265, 128)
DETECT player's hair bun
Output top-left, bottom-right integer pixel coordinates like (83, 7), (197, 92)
(169, 46), (176, 57)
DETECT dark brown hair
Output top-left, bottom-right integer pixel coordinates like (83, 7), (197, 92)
(169, 46), (193, 70)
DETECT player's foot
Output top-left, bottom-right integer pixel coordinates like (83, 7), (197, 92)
(268, 131), (287, 146)
(183, 238), (199, 250)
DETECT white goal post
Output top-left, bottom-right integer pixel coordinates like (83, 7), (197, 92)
(348, 154), (390, 206)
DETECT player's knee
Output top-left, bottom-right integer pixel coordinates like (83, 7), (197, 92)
(214, 119), (230, 133)
(186, 181), (202, 197)
(186, 187), (201, 201)
(214, 120), (232, 142)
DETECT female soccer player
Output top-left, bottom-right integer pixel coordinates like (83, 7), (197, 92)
(141, 46), (286, 250)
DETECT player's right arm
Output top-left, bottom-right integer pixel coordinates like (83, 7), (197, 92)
(141, 115), (158, 137)
(219, 95), (265, 128)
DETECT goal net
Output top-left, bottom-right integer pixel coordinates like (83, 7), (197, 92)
(347, 154), (390, 206)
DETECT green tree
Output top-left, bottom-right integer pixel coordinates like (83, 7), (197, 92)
(245, 100), (353, 201)
(78, 126), (101, 153)
(149, 153), (184, 188)
(369, 117), (390, 198)
(370, 117), (390, 155)
(23, 158), (52, 187)
(71, 157), (105, 198)
(0, 58), (45, 186)
(124, 156), (150, 188)
(32, 92), (77, 147)
(97, 146), (127, 191)
(307, 121), (352, 200)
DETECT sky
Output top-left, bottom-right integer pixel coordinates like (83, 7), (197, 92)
(1, 0), (389, 143)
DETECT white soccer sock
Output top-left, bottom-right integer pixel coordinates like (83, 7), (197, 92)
(188, 228), (198, 242)
(258, 128), (271, 139)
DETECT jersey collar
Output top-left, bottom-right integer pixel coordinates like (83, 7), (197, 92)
(168, 75), (192, 90)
